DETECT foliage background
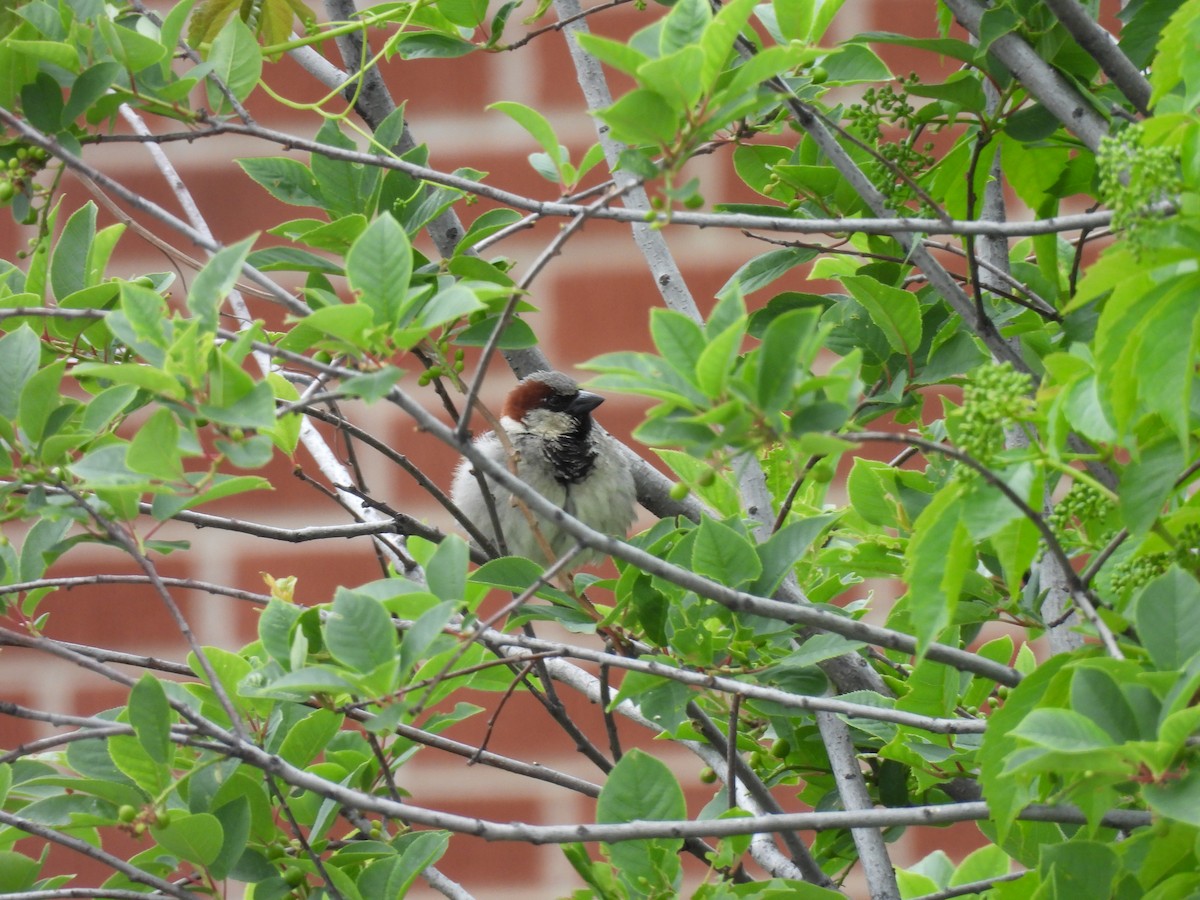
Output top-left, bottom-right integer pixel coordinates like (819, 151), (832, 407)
(2, 0), (1199, 897)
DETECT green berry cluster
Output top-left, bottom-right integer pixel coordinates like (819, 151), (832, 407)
(845, 75), (936, 209)
(1048, 482), (1114, 548)
(955, 363), (1035, 464)
(1098, 129), (1180, 249)
(0, 143), (50, 206)
(1109, 552), (1172, 596)
(417, 348), (466, 386)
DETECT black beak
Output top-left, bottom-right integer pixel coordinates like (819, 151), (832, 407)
(569, 390), (604, 417)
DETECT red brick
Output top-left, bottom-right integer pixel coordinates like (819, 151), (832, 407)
(73, 681), (136, 719)
(530, 4), (645, 108)
(33, 554), (197, 649)
(232, 542), (385, 608)
(381, 48), (498, 124)
(0, 683), (43, 749)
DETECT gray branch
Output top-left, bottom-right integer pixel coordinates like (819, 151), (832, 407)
(1042, 0), (1151, 114)
(944, 0), (1111, 151)
(817, 711), (899, 900)
(80, 122), (1135, 237)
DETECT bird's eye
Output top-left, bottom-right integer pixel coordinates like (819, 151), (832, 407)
(543, 392), (576, 412)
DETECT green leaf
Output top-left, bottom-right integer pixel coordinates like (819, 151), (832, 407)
(699, 0), (759, 89)
(189, 236), (255, 332)
(278, 303), (375, 350)
(756, 307), (820, 412)
(426, 534), (468, 603)
(719, 247), (818, 297)
(326, 589), (398, 675)
(0, 851), (39, 893)
(660, 0), (710, 53)
(489, 101), (562, 169)
(99, 18), (168, 70)
(904, 482), (971, 653)
(695, 317), (745, 397)
(18, 517), (70, 582)
(128, 673), (172, 764)
(908, 71), (988, 113)
(821, 43), (891, 83)
(1070, 666), (1140, 743)
(773, 0), (845, 42)
(692, 517), (761, 588)
(69, 443), (152, 489)
(152, 812), (223, 866)
(649, 308), (706, 378)
(847, 31), (977, 65)
(311, 119), (363, 219)
(0, 325), (40, 420)
(205, 15), (261, 110)
(246, 246), (342, 275)
(49, 201), (96, 301)
(1144, 769), (1200, 827)
(341, 367), (403, 402)
(360, 832), (450, 897)
(237, 157), (324, 207)
(750, 513), (837, 596)
(108, 733), (167, 794)
(258, 597), (302, 666)
(1119, 436), (1184, 535)
(81, 384), (138, 433)
(209, 796), (251, 880)
(6, 39), (78, 71)
(118, 281), (170, 351)
(198, 377), (275, 429)
(597, 749), (685, 896)
(414, 283), (485, 331)
(18, 359), (64, 445)
(438, 0), (488, 29)
(841, 275), (922, 357)
(1038, 840), (1119, 899)
(347, 214), (413, 326)
(1148, 0), (1200, 107)
(595, 89), (679, 146)
(393, 31), (476, 59)
(279, 709), (343, 767)
(126, 407), (184, 481)
(398, 599), (457, 682)
(72, 362), (186, 400)
(1135, 568), (1200, 671)
(950, 844), (1010, 887)
(575, 32), (650, 77)
(456, 207), (523, 253)
(1010, 708), (1115, 751)
(637, 46), (705, 111)
(254, 666), (360, 697)
(722, 42), (809, 99)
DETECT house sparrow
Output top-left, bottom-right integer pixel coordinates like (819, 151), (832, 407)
(450, 370), (637, 567)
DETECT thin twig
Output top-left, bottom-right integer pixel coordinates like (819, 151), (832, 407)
(0, 811), (196, 899)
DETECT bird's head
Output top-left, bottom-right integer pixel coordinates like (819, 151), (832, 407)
(501, 370), (604, 440)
